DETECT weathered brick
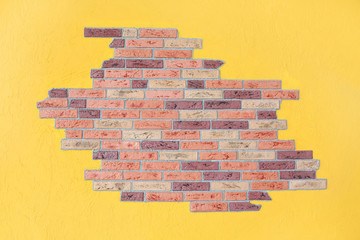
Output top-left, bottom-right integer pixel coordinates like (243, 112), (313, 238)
(69, 89), (105, 98)
(132, 182), (171, 191)
(185, 90), (222, 99)
(173, 182), (210, 191)
(257, 111), (277, 119)
(259, 161), (295, 170)
(93, 151), (118, 160)
(93, 79), (130, 88)
(94, 120), (132, 129)
(56, 119), (93, 128)
(263, 90), (299, 99)
(242, 172), (279, 180)
(163, 131), (200, 140)
(249, 120), (287, 130)
(102, 110), (139, 119)
(79, 109), (100, 118)
(134, 120), (171, 129)
(187, 80), (204, 89)
(124, 171), (161, 181)
(201, 130), (239, 139)
(154, 49), (192, 58)
(120, 151), (157, 160)
(107, 89), (144, 98)
(142, 110), (179, 119)
(84, 28), (122, 37)
(244, 80), (281, 89)
(37, 98), (67, 108)
(102, 161), (140, 170)
(146, 192), (183, 202)
(224, 90), (261, 99)
(126, 39), (163, 48)
(165, 101), (202, 109)
(144, 70), (180, 79)
(148, 80), (185, 89)
(185, 192), (223, 201)
(258, 141), (294, 150)
(206, 80), (242, 89)
(190, 202), (228, 212)
(224, 192), (247, 201)
(102, 59), (125, 68)
(87, 99), (124, 109)
(142, 162), (180, 170)
(280, 171), (316, 179)
(66, 129), (82, 139)
(141, 141), (179, 150)
(91, 69), (104, 78)
(248, 192), (271, 200)
(94, 181), (130, 191)
(241, 131), (277, 140)
(83, 130), (121, 139)
(146, 90), (183, 99)
(182, 70), (219, 79)
(211, 182), (249, 191)
(241, 100), (280, 109)
(204, 101), (241, 109)
(219, 141), (256, 150)
(238, 151), (275, 160)
(289, 179), (326, 190)
(85, 170), (122, 180)
(180, 110), (217, 119)
(127, 100), (163, 109)
(49, 89), (68, 98)
(173, 121), (210, 129)
(164, 38), (202, 48)
(121, 192), (144, 201)
(221, 161), (258, 170)
(69, 99), (86, 108)
(39, 109), (77, 118)
(164, 172), (202, 181)
(159, 151), (197, 161)
(212, 121), (249, 129)
(251, 181), (288, 190)
(102, 141), (140, 150)
(199, 151), (237, 160)
(105, 70), (142, 78)
(131, 80), (148, 88)
(277, 151), (313, 159)
(122, 130), (161, 140)
(204, 172), (240, 180)
(165, 60), (202, 68)
(114, 49), (152, 58)
(182, 161), (219, 170)
(181, 141), (218, 150)
(139, 28), (177, 38)
(229, 202), (261, 211)
(109, 39), (125, 48)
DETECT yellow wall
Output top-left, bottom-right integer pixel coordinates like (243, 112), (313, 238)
(1, 0), (359, 239)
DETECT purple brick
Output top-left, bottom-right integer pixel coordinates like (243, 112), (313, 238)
(109, 39), (125, 48)
(204, 60), (224, 69)
(257, 111), (277, 119)
(280, 171), (316, 179)
(188, 80), (204, 89)
(203, 172), (240, 180)
(205, 101), (242, 109)
(121, 192), (144, 201)
(132, 80), (148, 88)
(166, 101), (203, 109)
(224, 90), (261, 99)
(141, 141), (179, 150)
(90, 69), (104, 78)
(277, 151), (313, 159)
(229, 202), (261, 211)
(173, 182), (210, 191)
(259, 161), (295, 170)
(69, 99), (86, 108)
(48, 89), (68, 98)
(79, 109), (100, 118)
(182, 161), (219, 170)
(93, 151), (118, 160)
(212, 121), (248, 129)
(84, 28), (122, 38)
(126, 59), (163, 68)
(102, 59), (125, 68)
(173, 121), (210, 129)
(248, 191), (272, 200)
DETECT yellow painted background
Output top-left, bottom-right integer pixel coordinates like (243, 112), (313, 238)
(1, 0), (359, 239)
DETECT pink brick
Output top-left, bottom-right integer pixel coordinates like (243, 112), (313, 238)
(258, 141), (295, 150)
(93, 79), (130, 88)
(146, 192), (183, 202)
(262, 90), (299, 99)
(56, 119), (93, 128)
(85, 171), (122, 180)
(163, 131), (200, 139)
(154, 49), (192, 58)
(143, 70), (180, 78)
(124, 171), (161, 180)
(37, 98), (67, 108)
(241, 131), (277, 140)
(83, 130), (122, 139)
(102, 110), (140, 119)
(244, 80), (281, 89)
(221, 162), (258, 170)
(224, 192), (247, 201)
(66, 129), (82, 139)
(126, 100), (164, 109)
(87, 99), (124, 108)
(39, 109), (77, 118)
(105, 70), (142, 78)
(190, 202), (228, 212)
(134, 121), (171, 129)
(142, 162), (180, 170)
(69, 89), (105, 98)
(206, 80), (243, 89)
(251, 181), (288, 190)
(146, 90), (183, 99)
(126, 39), (163, 48)
(102, 141), (140, 150)
(102, 161), (140, 170)
(185, 192), (223, 201)
(242, 172), (279, 180)
(218, 111), (256, 119)
(200, 152), (237, 160)
(181, 141), (218, 150)
(139, 28), (177, 38)
(114, 49), (152, 58)
(164, 172), (202, 181)
(165, 60), (202, 68)
(141, 110), (179, 119)
(120, 151), (158, 160)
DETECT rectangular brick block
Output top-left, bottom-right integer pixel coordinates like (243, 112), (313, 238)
(142, 110), (179, 119)
(87, 99), (124, 109)
(182, 70), (219, 79)
(257, 111), (277, 119)
(173, 182), (210, 191)
(201, 130), (239, 140)
(249, 120), (287, 130)
(277, 151), (313, 159)
(181, 141), (218, 150)
(141, 141), (179, 150)
(204, 101), (242, 109)
(248, 192), (271, 200)
(85, 171), (122, 180)
(93, 79), (130, 88)
(148, 80), (186, 88)
(69, 89), (105, 98)
(122, 28), (137, 37)
(94, 120), (132, 129)
(224, 90), (261, 99)
(258, 140), (295, 150)
(56, 119), (93, 128)
(262, 90), (299, 99)
(122, 130), (161, 140)
(289, 179), (326, 190)
(48, 89), (68, 98)
(39, 109), (77, 118)
(37, 98), (67, 108)
(163, 131), (200, 140)
(190, 202), (228, 212)
(66, 129), (82, 139)
(180, 110), (217, 119)
(114, 49), (152, 58)
(219, 141), (256, 150)
(84, 28), (122, 37)
(251, 181), (288, 190)
(154, 49), (192, 58)
(164, 172), (202, 181)
(93, 151), (118, 160)
(146, 192), (183, 202)
(212, 121), (249, 129)
(102, 141), (140, 150)
(132, 182), (171, 191)
(164, 38), (202, 48)
(242, 172), (279, 180)
(238, 151), (275, 160)
(127, 59), (163, 68)
(221, 161), (258, 170)
(204, 172), (241, 180)
(102, 59), (125, 68)
(127, 100), (163, 109)
(132, 80), (148, 88)
(244, 80), (281, 89)
(187, 80), (204, 89)
(296, 160), (320, 170)
(126, 39), (163, 48)
(139, 28), (177, 38)
(241, 100), (280, 109)
(134, 120), (172, 129)
(62, 140), (100, 150)
(105, 70), (142, 79)
(185, 192), (223, 201)
(102, 161), (140, 170)
(211, 182), (249, 191)
(124, 171), (161, 181)
(199, 151), (237, 160)
(84, 130), (121, 139)
(259, 161), (295, 170)
(120, 151), (157, 160)
(90, 69), (104, 78)
(146, 90), (183, 99)
(165, 101), (202, 109)
(280, 171), (316, 179)
(224, 192), (247, 201)
(102, 110), (140, 119)
(79, 109), (100, 118)
(206, 80), (243, 89)
(159, 151), (197, 161)
(121, 192), (144, 201)
(94, 181), (130, 191)
(142, 162), (180, 170)
(241, 131), (277, 140)
(185, 90), (222, 99)
(69, 99), (86, 108)
(173, 121), (210, 129)
(165, 60), (202, 69)
(219, 110), (256, 119)
(229, 202), (261, 211)
(181, 161), (219, 170)
(143, 70), (180, 79)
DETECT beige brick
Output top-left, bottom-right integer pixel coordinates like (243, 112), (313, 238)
(122, 130), (161, 140)
(219, 141), (256, 150)
(185, 90), (222, 99)
(148, 80), (186, 89)
(164, 38), (202, 48)
(211, 182), (249, 191)
(107, 90), (144, 98)
(61, 140), (100, 150)
(241, 100), (280, 109)
(249, 120), (287, 130)
(289, 180), (327, 190)
(95, 120), (132, 129)
(182, 70), (219, 79)
(202, 130), (239, 139)
(122, 28), (138, 37)
(159, 151), (197, 161)
(296, 160), (320, 170)
(93, 181), (131, 191)
(133, 182), (172, 191)
(180, 110), (217, 119)
(238, 151), (276, 160)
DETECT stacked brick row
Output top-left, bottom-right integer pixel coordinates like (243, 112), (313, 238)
(37, 28), (326, 212)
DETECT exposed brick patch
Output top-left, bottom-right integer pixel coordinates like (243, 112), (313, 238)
(37, 27), (326, 213)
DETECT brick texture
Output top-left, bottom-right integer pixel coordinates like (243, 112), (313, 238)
(37, 27), (326, 213)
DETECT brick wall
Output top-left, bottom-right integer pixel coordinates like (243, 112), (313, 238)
(37, 27), (326, 212)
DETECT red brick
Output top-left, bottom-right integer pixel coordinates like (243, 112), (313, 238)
(224, 192), (247, 201)
(102, 141), (140, 150)
(102, 110), (140, 119)
(199, 152), (237, 160)
(206, 80), (243, 89)
(218, 111), (256, 119)
(105, 70), (142, 78)
(66, 129), (82, 139)
(124, 171), (161, 181)
(165, 60), (202, 68)
(251, 181), (288, 190)
(69, 89), (105, 98)
(146, 192), (183, 202)
(142, 162), (180, 170)
(120, 151), (157, 160)
(185, 192), (223, 201)
(56, 119), (93, 128)
(93, 79), (130, 88)
(39, 109), (77, 118)
(84, 28), (122, 37)
(262, 90), (299, 99)
(126, 39), (163, 48)
(109, 39), (125, 48)
(37, 98), (67, 108)
(244, 80), (281, 89)
(146, 90), (183, 99)
(154, 49), (192, 58)
(87, 99), (124, 108)
(143, 70), (180, 79)
(181, 141), (218, 150)
(139, 28), (177, 38)
(114, 49), (152, 58)
(102, 59), (125, 68)
(242, 171), (279, 180)
(164, 172), (202, 181)
(91, 69), (104, 78)
(102, 161), (140, 170)
(85, 171), (122, 180)
(221, 161), (258, 170)
(134, 121), (171, 129)
(141, 110), (179, 119)
(258, 141), (295, 150)
(203, 60), (224, 69)
(163, 131), (200, 139)
(241, 131), (277, 140)
(126, 100), (164, 109)
(190, 202), (228, 212)
(83, 130), (122, 139)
